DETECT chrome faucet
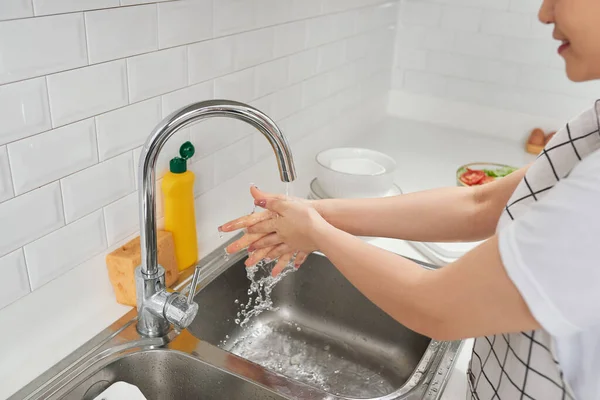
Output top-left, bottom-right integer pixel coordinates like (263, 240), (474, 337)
(136, 99), (297, 337)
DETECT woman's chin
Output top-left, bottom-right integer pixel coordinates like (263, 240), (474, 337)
(565, 62), (595, 82)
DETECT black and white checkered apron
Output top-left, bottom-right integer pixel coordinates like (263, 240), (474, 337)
(467, 101), (600, 400)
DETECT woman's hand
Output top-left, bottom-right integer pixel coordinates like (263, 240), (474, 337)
(218, 187), (317, 274)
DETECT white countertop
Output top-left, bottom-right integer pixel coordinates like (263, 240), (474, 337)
(0, 116), (534, 399)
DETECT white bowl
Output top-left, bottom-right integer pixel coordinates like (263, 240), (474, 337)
(315, 148), (396, 198)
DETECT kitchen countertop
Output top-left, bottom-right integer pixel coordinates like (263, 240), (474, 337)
(0, 116), (535, 399)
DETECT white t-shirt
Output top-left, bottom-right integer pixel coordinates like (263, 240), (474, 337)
(500, 149), (600, 399)
(468, 103), (600, 400)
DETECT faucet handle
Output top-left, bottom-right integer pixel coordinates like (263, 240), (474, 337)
(164, 292), (199, 330)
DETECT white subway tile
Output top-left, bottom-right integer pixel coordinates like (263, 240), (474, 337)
(8, 119), (98, 195)
(291, 0), (323, 19)
(0, 250), (29, 309)
(47, 60), (128, 127)
(454, 32), (503, 59)
(399, 1), (442, 27)
(509, 0), (541, 13)
(0, 183), (64, 257)
(427, 52), (519, 86)
(188, 37), (235, 84)
(329, 63), (356, 93)
(530, 15), (553, 39)
(251, 95), (273, 118)
(288, 48), (318, 84)
(346, 34), (367, 61)
(404, 70), (448, 97)
(103, 191), (138, 246)
(255, 0), (293, 27)
(306, 15), (336, 48)
(0, 14), (87, 85)
(33, 0), (119, 15)
(317, 41), (346, 73)
(517, 65), (599, 98)
(0, 78), (51, 146)
(121, 0), (169, 4)
(151, 129), (191, 179)
(190, 118), (252, 159)
(158, 0), (213, 48)
(214, 68), (256, 103)
(189, 155), (215, 196)
(433, 0), (510, 10)
(0, 0), (33, 21)
(441, 6), (482, 32)
(274, 21), (307, 58)
(271, 83), (303, 121)
(302, 74), (330, 108)
(214, 136), (253, 183)
(85, 5), (158, 64)
(24, 210), (107, 289)
(0, 147), (14, 203)
(128, 47), (188, 103)
(500, 36), (556, 66)
(481, 11), (532, 37)
(233, 28), (275, 70)
(396, 48), (428, 71)
(96, 98), (162, 161)
(162, 81), (214, 116)
(255, 59), (289, 98)
(331, 10), (357, 41)
(61, 152), (135, 223)
(213, 0), (255, 36)
(322, 0), (351, 13)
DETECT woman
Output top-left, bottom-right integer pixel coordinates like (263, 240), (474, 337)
(219, 0), (600, 398)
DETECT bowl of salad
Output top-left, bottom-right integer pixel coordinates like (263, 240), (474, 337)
(456, 163), (518, 187)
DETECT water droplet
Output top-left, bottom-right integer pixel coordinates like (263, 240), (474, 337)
(225, 335), (229, 339)
(297, 327), (301, 331)
(234, 299), (239, 304)
(324, 345), (330, 351)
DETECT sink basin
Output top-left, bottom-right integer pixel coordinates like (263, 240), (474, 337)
(11, 234), (461, 400)
(187, 253), (438, 399)
(63, 349), (286, 400)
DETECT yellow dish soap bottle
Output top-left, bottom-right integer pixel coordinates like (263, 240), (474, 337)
(162, 141), (198, 271)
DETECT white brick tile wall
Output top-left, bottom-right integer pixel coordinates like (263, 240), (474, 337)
(0, 14), (87, 85)
(8, 119), (98, 195)
(0, 250), (30, 309)
(233, 28), (275, 70)
(103, 191), (138, 246)
(0, 1), (33, 21)
(33, 0), (120, 16)
(47, 60), (128, 127)
(0, 0), (397, 307)
(96, 98), (162, 161)
(157, 0), (213, 48)
(255, 58), (289, 98)
(24, 210), (107, 289)
(0, 78), (52, 145)
(84, 5), (158, 64)
(0, 183), (64, 257)
(127, 46), (188, 103)
(394, 0), (599, 125)
(61, 152), (135, 223)
(0, 147), (14, 203)
(188, 37), (235, 84)
(274, 21), (307, 58)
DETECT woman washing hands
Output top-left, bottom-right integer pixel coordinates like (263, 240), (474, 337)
(220, 0), (600, 398)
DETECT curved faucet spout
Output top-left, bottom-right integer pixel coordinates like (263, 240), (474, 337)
(139, 100), (296, 277)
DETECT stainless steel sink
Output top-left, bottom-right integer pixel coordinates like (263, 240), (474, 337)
(188, 253), (434, 398)
(11, 235), (461, 400)
(64, 350), (287, 400)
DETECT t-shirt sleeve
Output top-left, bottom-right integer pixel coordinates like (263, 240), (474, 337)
(498, 149), (600, 337)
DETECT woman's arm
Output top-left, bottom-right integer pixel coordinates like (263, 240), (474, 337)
(315, 165), (528, 242)
(258, 197), (540, 340)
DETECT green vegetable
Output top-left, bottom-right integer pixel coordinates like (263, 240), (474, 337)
(482, 166), (517, 178)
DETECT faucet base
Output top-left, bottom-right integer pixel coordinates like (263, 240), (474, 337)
(135, 266), (170, 337)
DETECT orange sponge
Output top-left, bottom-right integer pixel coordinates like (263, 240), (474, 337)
(106, 231), (179, 307)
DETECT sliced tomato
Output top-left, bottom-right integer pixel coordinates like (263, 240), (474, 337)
(480, 175), (496, 185)
(459, 168), (486, 186)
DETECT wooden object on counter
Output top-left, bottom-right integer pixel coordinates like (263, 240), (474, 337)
(106, 231), (179, 307)
(526, 127), (546, 155)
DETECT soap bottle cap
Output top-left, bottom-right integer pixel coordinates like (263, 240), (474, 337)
(169, 141), (195, 174)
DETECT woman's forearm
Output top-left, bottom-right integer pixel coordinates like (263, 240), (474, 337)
(315, 186), (487, 242)
(314, 166), (528, 243)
